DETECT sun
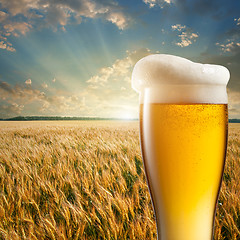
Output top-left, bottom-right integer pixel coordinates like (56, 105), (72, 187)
(118, 111), (136, 120)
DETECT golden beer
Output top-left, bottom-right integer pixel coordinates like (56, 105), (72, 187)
(140, 103), (228, 240)
(132, 54), (230, 240)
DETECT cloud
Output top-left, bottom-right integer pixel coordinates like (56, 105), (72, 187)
(221, 18), (240, 42)
(143, 0), (173, 8)
(174, 0), (239, 20)
(215, 19), (240, 54)
(38, 94), (86, 114)
(87, 67), (114, 85)
(0, 81), (43, 102)
(216, 41), (240, 53)
(0, 11), (16, 51)
(171, 24), (185, 31)
(84, 48), (152, 118)
(86, 48), (151, 88)
(3, 21), (32, 37)
(0, 40), (15, 52)
(41, 82), (48, 89)
(0, 103), (24, 118)
(87, 46), (240, 119)
(0, 81), (14, 94)
(0, 0), (131, 41)
(0, 0), (132, 51)
(0, 0), (38, 16)
(235, 18), (240, 26)
(171, 24), (199, 47)
(105, 11), (129, 30)
(25, 79), (32, 85)
(201, 43), (240, 117)
(144, 0), (238, 23)
(0, 13), (31, 51)
(228, 90), (240, 117)
(228, 89), (240, 105)
(0, 81), (87, 117)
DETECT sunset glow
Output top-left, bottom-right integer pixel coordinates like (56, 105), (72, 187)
(0, 0), (239, 119)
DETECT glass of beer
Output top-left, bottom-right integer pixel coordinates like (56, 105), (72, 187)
(132, 54), (230, 240)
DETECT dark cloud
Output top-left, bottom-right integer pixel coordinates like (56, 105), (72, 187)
(144, 0), (240, 21)
(0, 81), (14, 93)
(201, 46), (240, 93)
(0, 103), (24, 118)
(0, 81), (44, 102)
(176, 0), (220, 18)
(225, 27), (240, 40)
(0, 81), (86, 118)
(175, 0), (239, 19)
(0, 0), (131, 29)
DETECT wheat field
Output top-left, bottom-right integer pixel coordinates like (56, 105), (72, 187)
(0, 121), (239, 240)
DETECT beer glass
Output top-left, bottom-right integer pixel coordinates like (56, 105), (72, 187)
(132, 54), (230, 240)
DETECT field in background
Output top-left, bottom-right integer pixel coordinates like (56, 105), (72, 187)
(0, 121), (239, 240)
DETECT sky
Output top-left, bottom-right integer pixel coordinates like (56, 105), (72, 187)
(0, 0), (239, 119)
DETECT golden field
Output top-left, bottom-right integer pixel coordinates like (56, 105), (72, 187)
(0, 121), (239, 240)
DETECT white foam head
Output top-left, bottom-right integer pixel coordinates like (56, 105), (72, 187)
(132, 54), (230, 104)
